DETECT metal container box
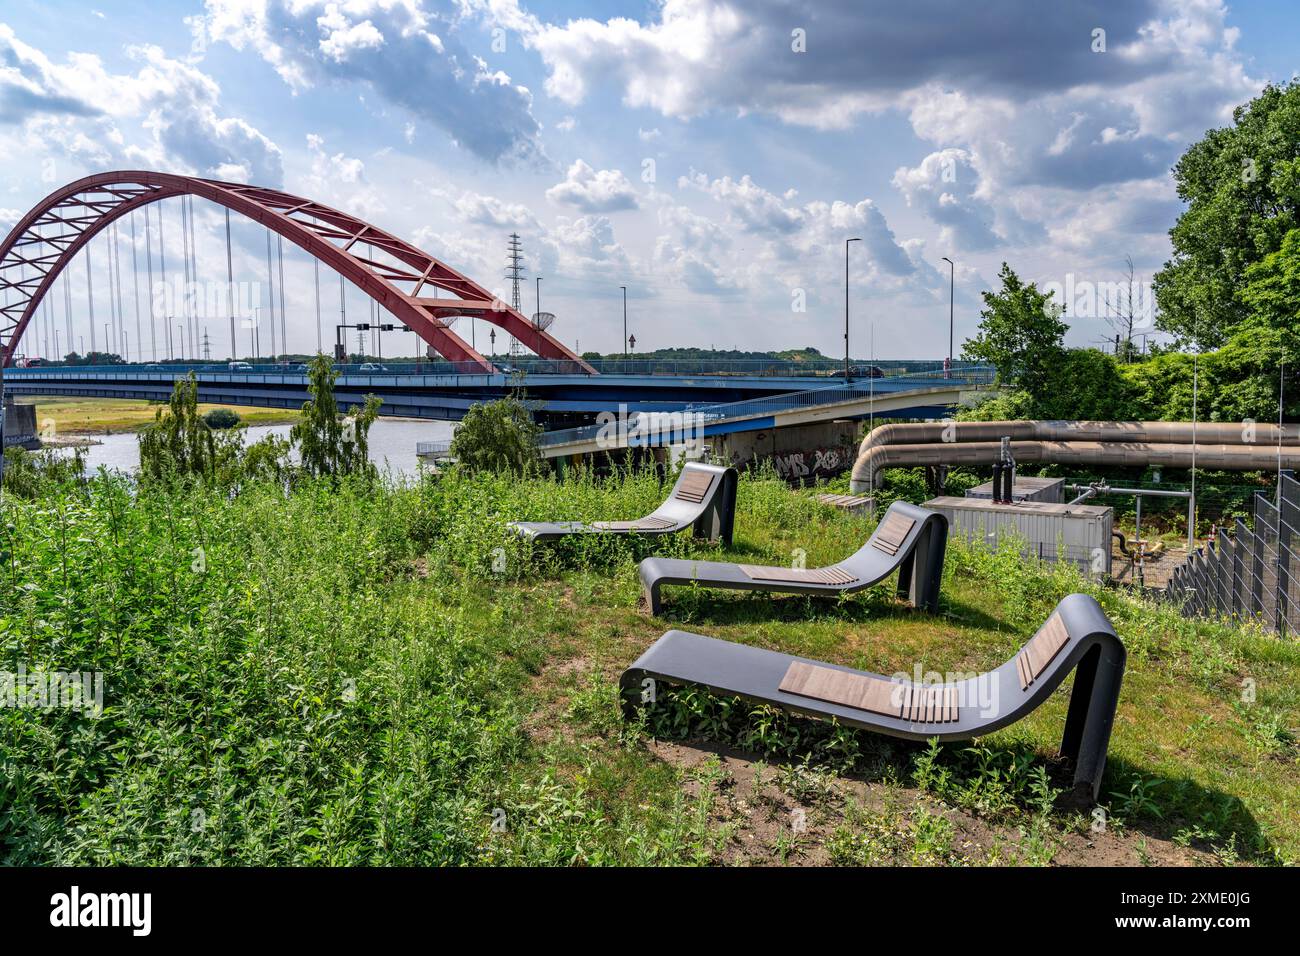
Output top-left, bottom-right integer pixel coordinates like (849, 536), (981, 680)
(965, 475), (1065, 503)
(925, 495), (1112, 574)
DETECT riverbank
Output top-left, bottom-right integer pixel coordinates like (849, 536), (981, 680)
(15, 396), (299, 436)
(1, 467), (1295, 865)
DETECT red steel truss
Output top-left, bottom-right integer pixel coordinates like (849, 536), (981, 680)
(0, 171), (595, 372)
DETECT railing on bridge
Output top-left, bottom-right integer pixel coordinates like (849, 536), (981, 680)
(535, 365), (992, 448)
(7, 358), (996, 380)
(416, 440), (453, 458)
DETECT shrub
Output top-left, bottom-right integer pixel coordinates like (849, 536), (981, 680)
(202, 407), (242, 429)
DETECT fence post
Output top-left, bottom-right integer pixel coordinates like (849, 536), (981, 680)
(1232, 519), (1248, 620)
(1251, 496), (1266, 622)
(1280, 476), (1299, 638)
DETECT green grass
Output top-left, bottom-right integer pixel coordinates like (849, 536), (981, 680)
(0, 466), (1296, 865)
(18, 396), (298, 435)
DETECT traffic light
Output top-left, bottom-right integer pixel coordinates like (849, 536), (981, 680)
(334, 343), (347, 361)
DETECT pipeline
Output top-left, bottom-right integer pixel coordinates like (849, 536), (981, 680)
(850, 420), (1300, 492)
(850, 439), (1300, 492)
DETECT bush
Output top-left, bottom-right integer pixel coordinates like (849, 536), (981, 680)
(202, 408), (242, 429)
(449, 394), (541, 476)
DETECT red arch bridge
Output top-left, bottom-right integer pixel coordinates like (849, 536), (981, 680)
(0, 170), (978, 427)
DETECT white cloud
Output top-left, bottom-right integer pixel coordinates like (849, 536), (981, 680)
(0, 26), (283, 184)
(892, 149), (1003, 251)
(546, 159), (639, 212)
(446, 188), (539, 229)
(201, 0), (542, 163)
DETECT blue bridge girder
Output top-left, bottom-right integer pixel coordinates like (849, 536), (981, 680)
(4, 363), (990, 426)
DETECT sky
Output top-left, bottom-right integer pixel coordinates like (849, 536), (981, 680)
(0, 0), (1294, 361)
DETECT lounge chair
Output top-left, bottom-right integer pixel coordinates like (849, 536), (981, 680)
(619, 592), (1125, 800)
(638, 500), (947, 615)
(509, 462), (738, 545)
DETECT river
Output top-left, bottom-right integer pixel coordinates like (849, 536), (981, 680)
(64, 418), (455, 477)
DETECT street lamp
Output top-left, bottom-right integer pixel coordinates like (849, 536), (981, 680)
(535, 276), (543, 362)
(845, 237), (861, 384)
(620, 285), (628, 359)
(941, 256), (955, 377)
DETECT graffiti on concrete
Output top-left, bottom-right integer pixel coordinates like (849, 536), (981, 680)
(771, 444), (850, 479)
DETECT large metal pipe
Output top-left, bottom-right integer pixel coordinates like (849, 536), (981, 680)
(850, 420), (1299, 492)
(850, 439), (1300, 492)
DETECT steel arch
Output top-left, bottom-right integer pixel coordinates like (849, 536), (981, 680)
(0, 171), (595, 373)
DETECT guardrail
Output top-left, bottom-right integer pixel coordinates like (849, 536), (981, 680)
(7, 358), (992, 380)
(415, 440), (453, 457)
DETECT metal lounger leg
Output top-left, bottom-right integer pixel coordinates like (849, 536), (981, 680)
(1058, 642), (1126, 800)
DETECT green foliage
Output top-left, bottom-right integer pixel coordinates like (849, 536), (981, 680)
(138, 374), (237, 483)
(449, 394), (541, 476)
(961, 263), (1067, 404)
(1, 446), (85, 498)
(1, 466), (1297, 865)
(291, 354), (380, 480)
(1155, 81), (1300, 346)
(202, 408), (242, 430)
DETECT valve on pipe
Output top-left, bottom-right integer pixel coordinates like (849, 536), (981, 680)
(995, 435), (1015, 503)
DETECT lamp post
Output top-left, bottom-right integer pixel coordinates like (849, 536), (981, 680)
(844, 237), (861, 384)
(620, 285), (628, 359)
(941, 256), (954, 377)
(535, 276), (543, 364)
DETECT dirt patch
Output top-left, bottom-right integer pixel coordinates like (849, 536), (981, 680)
(647, 737), (1221, 867)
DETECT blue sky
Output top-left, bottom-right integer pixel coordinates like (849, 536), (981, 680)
(0, 0), (1293, 359)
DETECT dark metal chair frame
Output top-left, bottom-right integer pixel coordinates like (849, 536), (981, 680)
(638, 500), (948, 615)
(508, 462), (738, 545)
(620, 593), (1125, 801)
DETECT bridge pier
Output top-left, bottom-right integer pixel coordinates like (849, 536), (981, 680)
(2, 397), (39, 451)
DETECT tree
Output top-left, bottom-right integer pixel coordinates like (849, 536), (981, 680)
(1100, 256), (1147, 363)
(291, 353), (381, 479)
(139, 374), (239, 482)
(1154, 81), (1300, 347)
(448, 394), (541, 476)
(961, 263), (1067, 406)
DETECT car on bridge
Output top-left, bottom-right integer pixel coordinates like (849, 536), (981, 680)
(358, 363), (389, 372)
(850, 364), (885, 378)
(228, 361), (254, 372)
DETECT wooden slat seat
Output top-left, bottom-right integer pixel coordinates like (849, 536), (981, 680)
(674, 470), (715, 503)
(1016, 611), (1070, 689)
(591, 517), (676, 531)
(871, 512), (915, 556)
(738, 565), (858, 586)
